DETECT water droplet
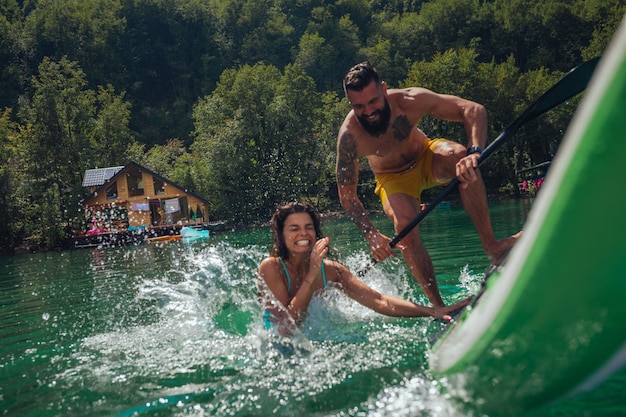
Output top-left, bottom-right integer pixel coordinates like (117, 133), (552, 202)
(42, 313), (50, 321)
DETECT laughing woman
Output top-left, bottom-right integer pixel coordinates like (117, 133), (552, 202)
(257, 202), (470, 335)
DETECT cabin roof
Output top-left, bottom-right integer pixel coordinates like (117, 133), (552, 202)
(80, 161), (211, 206)
(82, 166), (125, 187)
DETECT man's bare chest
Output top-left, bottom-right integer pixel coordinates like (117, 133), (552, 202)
(357, 127), (423, 158)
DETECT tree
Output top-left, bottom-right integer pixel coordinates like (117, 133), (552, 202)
(404, 49), (488, 142)
(368, 12), (427, 85)
(418, 0), (485, 54)
(91, 84), (136, 166)
(0, 108), (16, 252)
(142, 139), (187, 180)
(295, 31), (336, 90)
(117, 0), (221, 144)
(0, 0), (24, 109)
(301, 7), (362, 91)
(13, 57), (133, 248)
(191, 63), (323, 223)
(238, 1), (295, 67)
(23, 0), (126, 87)
(580, 1), (626, 60)
(311, 90), (352, 209)
(17, 57), (95, 218)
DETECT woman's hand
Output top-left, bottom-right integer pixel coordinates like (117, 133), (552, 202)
(432, 296), (472, 322)
(310, 237), (330, 271)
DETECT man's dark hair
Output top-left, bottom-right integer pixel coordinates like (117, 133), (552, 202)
(343, 61), (381, 94)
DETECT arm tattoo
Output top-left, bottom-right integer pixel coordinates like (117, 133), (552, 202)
(337, 133), (358, 185)
(392, 115), (412, 141)
(337, 133), (374, 236)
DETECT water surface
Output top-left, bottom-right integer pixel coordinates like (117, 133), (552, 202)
(1, 199), (624, 416)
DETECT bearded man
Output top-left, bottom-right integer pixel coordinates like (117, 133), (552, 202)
(336, 61), (520, 307)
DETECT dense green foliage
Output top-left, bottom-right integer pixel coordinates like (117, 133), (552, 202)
(0, 0), (623, 252)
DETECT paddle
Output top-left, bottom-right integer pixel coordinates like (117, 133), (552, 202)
(356, 56), (601, 278)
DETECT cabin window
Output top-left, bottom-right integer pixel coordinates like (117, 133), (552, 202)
(106, 182), (118, 200)
(153, 177), (165, 195)
(127, 169), (144, 197)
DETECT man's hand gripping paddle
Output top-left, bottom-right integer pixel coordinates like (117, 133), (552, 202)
(356, 57), (600, 279)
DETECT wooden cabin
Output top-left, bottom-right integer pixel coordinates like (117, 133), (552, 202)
(78, 161), (211, 237)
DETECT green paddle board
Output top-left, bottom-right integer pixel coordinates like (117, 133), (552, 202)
(429, 15), (626, 414)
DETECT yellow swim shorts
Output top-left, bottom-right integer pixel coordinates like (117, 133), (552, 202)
(374, 138), (448, 204)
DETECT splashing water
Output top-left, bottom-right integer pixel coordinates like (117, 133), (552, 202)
(60, 242), (473, 417)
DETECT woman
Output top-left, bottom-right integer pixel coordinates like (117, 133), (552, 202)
(257, 202), (470, 334)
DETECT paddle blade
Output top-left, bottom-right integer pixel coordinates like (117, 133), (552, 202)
(479, 57), (600, 162)
(522, 57), (601, 122)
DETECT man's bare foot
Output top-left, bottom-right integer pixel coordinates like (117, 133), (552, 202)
(486, 231), (523, 265)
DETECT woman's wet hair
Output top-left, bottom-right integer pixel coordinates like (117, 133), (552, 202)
(270, 202), (323, 259)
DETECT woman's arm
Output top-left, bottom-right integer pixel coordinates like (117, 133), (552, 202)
(331, 261), (470, 320)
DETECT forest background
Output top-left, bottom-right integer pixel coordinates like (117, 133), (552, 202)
(0, 0), (623, 253)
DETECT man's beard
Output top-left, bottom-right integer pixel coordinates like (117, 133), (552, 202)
(356, 99), (391, 137)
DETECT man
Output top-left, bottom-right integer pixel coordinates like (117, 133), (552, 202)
(336, 61), (519, 307)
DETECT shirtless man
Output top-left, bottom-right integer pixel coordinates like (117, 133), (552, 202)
(336, 61), (519, 307)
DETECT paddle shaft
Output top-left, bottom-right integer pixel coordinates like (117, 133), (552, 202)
(356, 57), (600, 278)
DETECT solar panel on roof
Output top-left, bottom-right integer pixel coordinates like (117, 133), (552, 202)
(104, 168), (118, 180)
(82, 166), (124, 187)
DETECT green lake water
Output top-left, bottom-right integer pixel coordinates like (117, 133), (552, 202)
(1, 199), (625, 416)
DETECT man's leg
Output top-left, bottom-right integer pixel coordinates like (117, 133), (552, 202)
(431, 140), (520, 265)
(383, 193), (445, 307)
(459, 171), (520, 264)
